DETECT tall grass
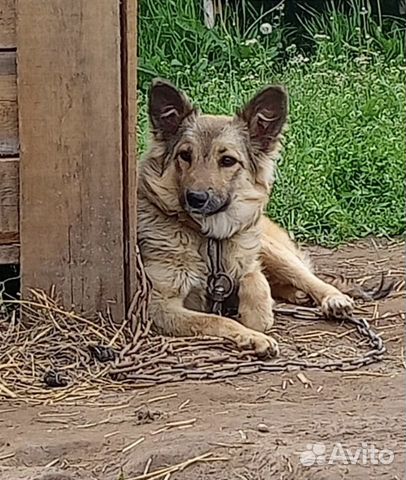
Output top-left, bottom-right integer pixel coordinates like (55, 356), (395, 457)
(298, 1), (405, 62)
(137, 0), (405, 245)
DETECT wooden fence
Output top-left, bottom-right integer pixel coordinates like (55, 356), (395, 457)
(0, 0), (137, 319)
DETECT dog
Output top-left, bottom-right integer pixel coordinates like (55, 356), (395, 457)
(137, 79), (354, 357)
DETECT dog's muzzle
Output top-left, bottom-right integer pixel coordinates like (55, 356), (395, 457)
(184, 189), (230, 216)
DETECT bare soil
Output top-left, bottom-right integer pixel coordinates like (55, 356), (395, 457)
(1, 239), (404, 480)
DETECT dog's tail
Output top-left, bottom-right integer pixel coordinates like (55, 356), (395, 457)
(321, 272), (394, 301)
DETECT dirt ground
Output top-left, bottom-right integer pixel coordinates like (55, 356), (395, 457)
(1, 239), (404, 480)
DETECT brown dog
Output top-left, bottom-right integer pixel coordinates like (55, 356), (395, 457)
(137, 79), (354, 357)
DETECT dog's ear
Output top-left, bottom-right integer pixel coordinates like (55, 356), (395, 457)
(149, 79), (194, 137)
(238, 86), (288, 153)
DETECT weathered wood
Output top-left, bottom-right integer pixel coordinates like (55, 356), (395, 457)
(0, 0), (16, 48)
(0, 158), (19, 245)
(121, 0), (138, 307)
(0, 52), (18, 156)
(0, 51), (16, 75)
(0, 68), (16, 97)
(0, 244), (19, 264)
(17, 0), (130, 317)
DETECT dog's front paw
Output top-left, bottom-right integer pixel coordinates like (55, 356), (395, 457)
(321, 293), (354, 319)
(238, 331), (279, 358)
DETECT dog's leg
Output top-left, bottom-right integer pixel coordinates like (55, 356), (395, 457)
(270, 283), (311, 306)
(238, 269), (275, 333)
(150, 293), (279, 357)
(260, 219), (354, 318)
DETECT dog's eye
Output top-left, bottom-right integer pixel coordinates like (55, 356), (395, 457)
(219, 156), (237, 168)
(179, 150), (192, 164)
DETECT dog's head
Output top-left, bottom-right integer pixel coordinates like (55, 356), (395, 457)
(142, 79), (288, 239)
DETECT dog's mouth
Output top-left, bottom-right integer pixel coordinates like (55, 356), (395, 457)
(182, 194), (231, 217)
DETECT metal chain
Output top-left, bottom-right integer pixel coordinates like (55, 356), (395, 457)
(250, 312), (386, 374)
(118, 246), (386, 383)
(206, 238), (237, 317)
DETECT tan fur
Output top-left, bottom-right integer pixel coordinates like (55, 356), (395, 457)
(137, 80), (353, 357)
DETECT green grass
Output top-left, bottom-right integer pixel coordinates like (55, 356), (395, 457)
(137, 0), (405, 246)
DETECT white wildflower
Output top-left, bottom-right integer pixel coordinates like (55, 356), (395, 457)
(289, 53), (308, 65)
(354, 55), (370, 65)
(260, 23), (273, 35)
(244, 38), (258, 46)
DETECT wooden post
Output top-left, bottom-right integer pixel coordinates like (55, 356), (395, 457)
(0, 0), (19, 265)
(120, 0), (138, 306)
(16, 1), (137, 318)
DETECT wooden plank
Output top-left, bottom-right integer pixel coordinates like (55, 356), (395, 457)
(17, 1), (127, 317)
(0, 68), (16, 97)
(0, 0), (16, 48)
(0, 244), (19, 264)
(120, 0), (138, 307)
(0, 52), (18, 156)
(0, 51), (16, 75)
(0, 158), (19, 245)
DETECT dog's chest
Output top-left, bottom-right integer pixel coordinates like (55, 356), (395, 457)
(138, 201), (259, 304)
(184, 232), (259, 309)
(182, 234), (258, 313)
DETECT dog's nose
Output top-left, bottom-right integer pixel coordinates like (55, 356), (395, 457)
(185, 190), (209, 210)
